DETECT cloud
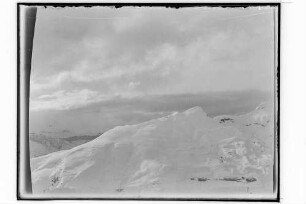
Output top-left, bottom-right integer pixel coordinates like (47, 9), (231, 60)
(29, 90), (273, 134)
(31, 6), (276, 101)
(29, 6), (277, 136)
(128, 81), (140, 89)
(30, 89), (105, 111)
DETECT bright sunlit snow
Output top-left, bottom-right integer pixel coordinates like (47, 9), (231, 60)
(31, 103), (275, 199)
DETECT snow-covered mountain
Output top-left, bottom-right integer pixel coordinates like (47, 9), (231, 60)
(31, 103), (276, 199)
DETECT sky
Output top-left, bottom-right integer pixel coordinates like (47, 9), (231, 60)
(29, 6), (277, 135)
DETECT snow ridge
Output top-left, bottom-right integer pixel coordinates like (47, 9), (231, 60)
(31, 104), (274, 198)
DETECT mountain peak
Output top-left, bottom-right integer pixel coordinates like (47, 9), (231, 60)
(184, 106), (204, 115)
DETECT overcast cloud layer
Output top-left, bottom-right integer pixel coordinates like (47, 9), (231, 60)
(30, 6), (276, 111)
(29, 6), (277, 135)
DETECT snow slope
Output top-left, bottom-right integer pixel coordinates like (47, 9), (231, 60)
(31, 104), (276, 199)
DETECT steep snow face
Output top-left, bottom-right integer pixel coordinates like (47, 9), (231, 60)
(31, 105), (275, 198)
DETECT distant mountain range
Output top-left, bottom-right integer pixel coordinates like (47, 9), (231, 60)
(30, 133), (100, 158)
